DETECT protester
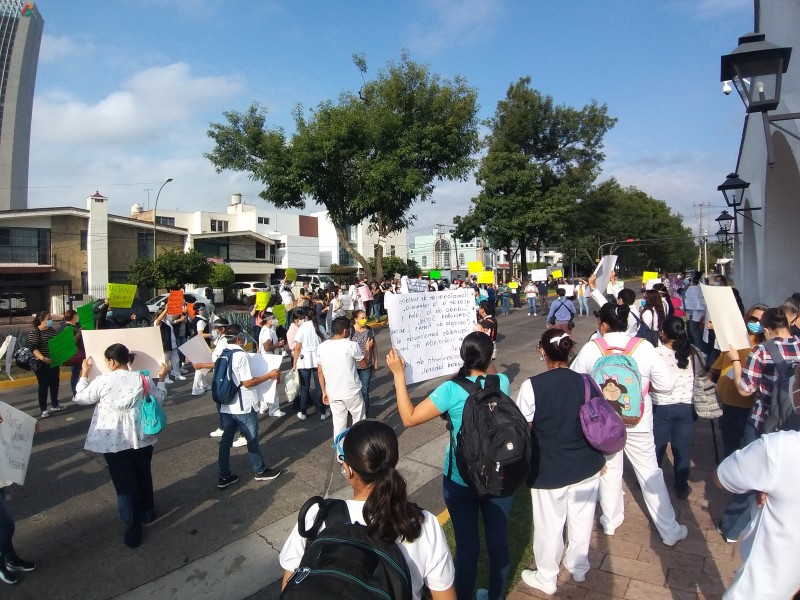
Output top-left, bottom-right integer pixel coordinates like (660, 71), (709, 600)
(546, 287), (575, 332)
(207, 326), (283, 489)
(477, 300), (498, 361)
(537, 280), (549, 313)
(516, 329), (605, 596)
(498, 282), (511, 316)
(651, 317), (695, 499)
(27, 311), (62, 418)
(780, 295), (800, 337)
(715, 430), (800, 599)
(73, 344), (168, 548)
(387, 332), (510, 600)
(292, 307), (329, 421)
(350, 309), (378, 417)
(317, 316), (370, 447)
(682, 272), (707, 348)
(279, 420), (456, 599)
(154, 306), (185, 383)
(61, 309), (85, 401)
(576, 279), (590, 316)
(571, 303), (688, 546)
(524, 280), (539, 316)
(257, 310), (286, 357)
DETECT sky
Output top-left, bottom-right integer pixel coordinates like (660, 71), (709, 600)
(28, 0), (754, 243)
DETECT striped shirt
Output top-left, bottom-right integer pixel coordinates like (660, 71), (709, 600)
(27, 326), (58, 359)
(742, 336), (800, 431)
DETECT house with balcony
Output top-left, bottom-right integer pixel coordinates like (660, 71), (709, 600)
(313, 210), (408, 272)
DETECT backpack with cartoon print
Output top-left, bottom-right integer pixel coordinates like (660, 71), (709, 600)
(591, 338), (646, 427)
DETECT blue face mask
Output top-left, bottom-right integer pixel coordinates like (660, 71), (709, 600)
(640, 300), (647, 308)
(45, 319), (53, 327)
(747, 322), (764, 334)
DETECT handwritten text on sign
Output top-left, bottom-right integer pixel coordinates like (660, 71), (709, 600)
(385, 289), (477, 385)
(0, 401), (37, 485)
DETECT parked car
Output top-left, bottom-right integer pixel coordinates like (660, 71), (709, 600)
(224, 281), (270, 305)
(0, 292), (27, 315)
(145, 292), (216, 315)
(92, 297), (152, 328)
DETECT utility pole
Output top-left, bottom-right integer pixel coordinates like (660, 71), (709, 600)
(143, 188), (154, 210)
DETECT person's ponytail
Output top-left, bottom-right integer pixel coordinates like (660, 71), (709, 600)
(363, 464), (422, 543)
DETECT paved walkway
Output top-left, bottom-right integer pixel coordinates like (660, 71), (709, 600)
(509, 418), (740, 600)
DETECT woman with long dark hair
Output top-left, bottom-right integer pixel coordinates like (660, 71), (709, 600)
(280, 420), (455, 599)
(651, 317), (695, 499)
(516, 329), (605, 595)
(27, 311), (62, 418)
(350, 309), (377, 417)
(292, 307), (329, 420)
(74, 344), (168, 548)
(639, 290), (666, 344)
(387, 332), (510, 600)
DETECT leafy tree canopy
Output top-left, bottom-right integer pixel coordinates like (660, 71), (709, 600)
(129, 250), (213, 291)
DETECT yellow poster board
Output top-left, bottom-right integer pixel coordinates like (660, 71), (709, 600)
(255, 291), (270, 310)
(107, 283), (137, 308)
(508, 282), (519, 289)
(272, 304), (287, 326)
(551, 270), (563, 279)
(642, 271), (659, 283)
(477, 271), (494, 284)
(467, 261), (483, 274)
(286, 268), (297, 282)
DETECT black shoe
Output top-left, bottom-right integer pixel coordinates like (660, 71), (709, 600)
(141, 509), (156, 525)
(254, 468), (283, 481)
(0, 564), (18, 585)
(676, 486), (692, 500)
(218, 474), (239, 489)
(6, 558), (36, 572)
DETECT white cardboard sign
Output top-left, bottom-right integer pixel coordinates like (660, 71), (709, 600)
(0, 336), (15, 380)
(178, 335), (213, 366)
(82, 327), (166, 380)
(700, 284), (750, 351)
(529, 269), (548, 282)
(249, 353), (284, 411)
(0, 401), (37, 485)
(385, 289), (477, 384)
(558, 284), (575, 297)
(593, 255), (618, 297)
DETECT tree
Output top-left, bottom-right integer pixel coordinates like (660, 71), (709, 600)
(127, 257), (158, 289)
(153, 249), (213, 290)
(367, 256), (420, 278)
(205, 53), (479, 281)
(208, 263), (236, 288)
(454, 77), (616, 277)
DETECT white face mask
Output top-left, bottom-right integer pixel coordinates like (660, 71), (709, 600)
(212, 330), (221, 341)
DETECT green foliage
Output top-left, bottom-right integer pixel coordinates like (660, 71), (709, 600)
(328, 264), (359, 277)
(127, 257), (159, 288)
(366, 256), (419, 278)
(208, 263), (236, 288)
(454, 77), (616, 276)
(130, 249), (213, 290)
(205, 53), (479, 281)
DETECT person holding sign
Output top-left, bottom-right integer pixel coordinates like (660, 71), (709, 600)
(74, 345), (169, 548)
(61, 310), (86, 400)
(27, 311), (63, 418)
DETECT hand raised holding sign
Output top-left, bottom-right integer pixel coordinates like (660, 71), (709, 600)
(386, 349), (406, 376)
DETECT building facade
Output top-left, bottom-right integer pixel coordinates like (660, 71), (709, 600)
(408, 230), (494, 272)
(0, 1), (43, 210)
(313, 210), (408, 272)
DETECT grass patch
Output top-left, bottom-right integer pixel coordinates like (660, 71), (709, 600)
(441, 486), (533, 595)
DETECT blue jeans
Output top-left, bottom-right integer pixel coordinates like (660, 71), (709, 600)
(719, 420), (759, 539)
(578, 296), (589, 316)
(526, 297), (537, 314)
(0, 488), (18, 561)
(70, 364), (81, 397)
(218, 411), (266, 477)
(104, 446), (154, 547)
(719, 404), (751, 458)
(298, 368), (325, 415)
(500, 296), (510, 315)
(357, 367), (373, 417)
(653, 403), (694, 492)
(442, 476), (513, 600)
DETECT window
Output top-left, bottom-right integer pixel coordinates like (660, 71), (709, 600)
(137, 232), (154, 258)
(257, 217), (270, 225)
(390, 245), (396, 257)
(421, 255), (427, 268)
(255, 241), (266, 259)
(434, 239), (450, 269)
(210, 219), (229, 232)
(155, 216), (175, 227)
(338, 245), (356, 266)
(347, 225), (357, 242)
(0, 227), (50, 264)
(459, 253), (465, 265)
(80, 230), (87, 251)
(196, 240), (229, 260)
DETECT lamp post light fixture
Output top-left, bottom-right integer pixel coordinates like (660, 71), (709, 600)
(721, 32), (800, 166)
(152, 178), (173, 261)
(716, 173), (761, 233)
(715, 210), (735, 234)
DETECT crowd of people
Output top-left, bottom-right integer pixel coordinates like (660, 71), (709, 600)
(3, 271), (799, 599)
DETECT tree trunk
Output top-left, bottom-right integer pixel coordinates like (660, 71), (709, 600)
(519, 238), (528, 279)
(374, 242), (384, 282)
(334, 225), (373, 281)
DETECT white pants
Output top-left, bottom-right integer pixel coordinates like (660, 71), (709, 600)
(531, 472), (600, 583)
(330, 392), (365, 444)
(599, 427), (683, 543)
(192, 369), (209, 395)
(167, 349), (181, 377)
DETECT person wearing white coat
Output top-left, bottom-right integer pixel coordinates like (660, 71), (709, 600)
(571, 302), (688, 546)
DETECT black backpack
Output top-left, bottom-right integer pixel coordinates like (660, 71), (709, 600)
(631, 311), (659, 347)
(762, 340), (800, 433)
(444, 375), (531, 498)
(281, 496), (412, 600)
(211, 348), (243, 410)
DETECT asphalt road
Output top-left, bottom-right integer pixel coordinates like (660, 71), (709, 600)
(0, 304), (599, 600)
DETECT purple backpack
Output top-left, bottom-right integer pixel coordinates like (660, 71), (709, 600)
(579, 374), (627, 455)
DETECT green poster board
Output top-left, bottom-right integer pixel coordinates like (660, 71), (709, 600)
(48, 327), (77, 367)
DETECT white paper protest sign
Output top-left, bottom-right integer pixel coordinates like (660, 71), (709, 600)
(558, 284), (575, 297)
(593, 255), (618, 297)
(0, 401), (37, 485)
(700, 284), (750, 351)
(385, 289), (477, 384)
(249, 353), (284, 411)
(529, 269), (548, 282)
(82, 328), (166, 380)
(0, 336), (15, 380)
(645, 278), (662, 291)
(178, 335), (213, 366)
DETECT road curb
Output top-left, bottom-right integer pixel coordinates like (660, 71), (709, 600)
(0, 371), (71, 390)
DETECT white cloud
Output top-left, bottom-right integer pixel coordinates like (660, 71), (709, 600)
(39, 34), (90, 64)
(675, 0), (752, 19)
(407, 0), (505, 54)
(32, 62), (245, 146)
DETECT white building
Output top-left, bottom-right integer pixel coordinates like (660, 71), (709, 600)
(408, 230), (495, 271)
(313, 210), (408, 270)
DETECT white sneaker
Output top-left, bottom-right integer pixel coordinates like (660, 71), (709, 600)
(209, 428), (224, 438)
(163, 377), (174, 384)
(571, 571), (586, 583)
(320, 411), (331, 421)
(191, 390), (205, 396)
(270, 409), (286, 417)
(521, 569), (557, 595)
(663, 524), (689, 547)
(174, 375), (187, 381)
(296, 412), (307, 421)
(232, 437), (248, 448)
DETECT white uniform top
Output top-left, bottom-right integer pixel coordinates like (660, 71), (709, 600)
(219, 343), (259, 415)
(717, 431), (800, 600)
(258, 325), (281, 356)
(570, 332), (674, 433)
(650, 345), (694, 406)
(279, 499), (454, 600)
(683, 285), (706, 323)
(316, 338), (363, 400)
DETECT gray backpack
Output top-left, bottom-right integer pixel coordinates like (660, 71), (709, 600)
(762, 340), (800, 433)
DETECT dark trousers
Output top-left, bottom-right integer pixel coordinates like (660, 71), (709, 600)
(298, 368), (324, 415)
(653, 403), (694, 492)
(443, 476), (513, 600)
(719, 421), (759, 539)
(0, 488), (18, 561)
(103, 446), (155, 548)
(34, 365), (60, 412)
(719, 404), (752, 458)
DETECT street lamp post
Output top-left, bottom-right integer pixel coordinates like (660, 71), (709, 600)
(152, 178), (173, 261)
